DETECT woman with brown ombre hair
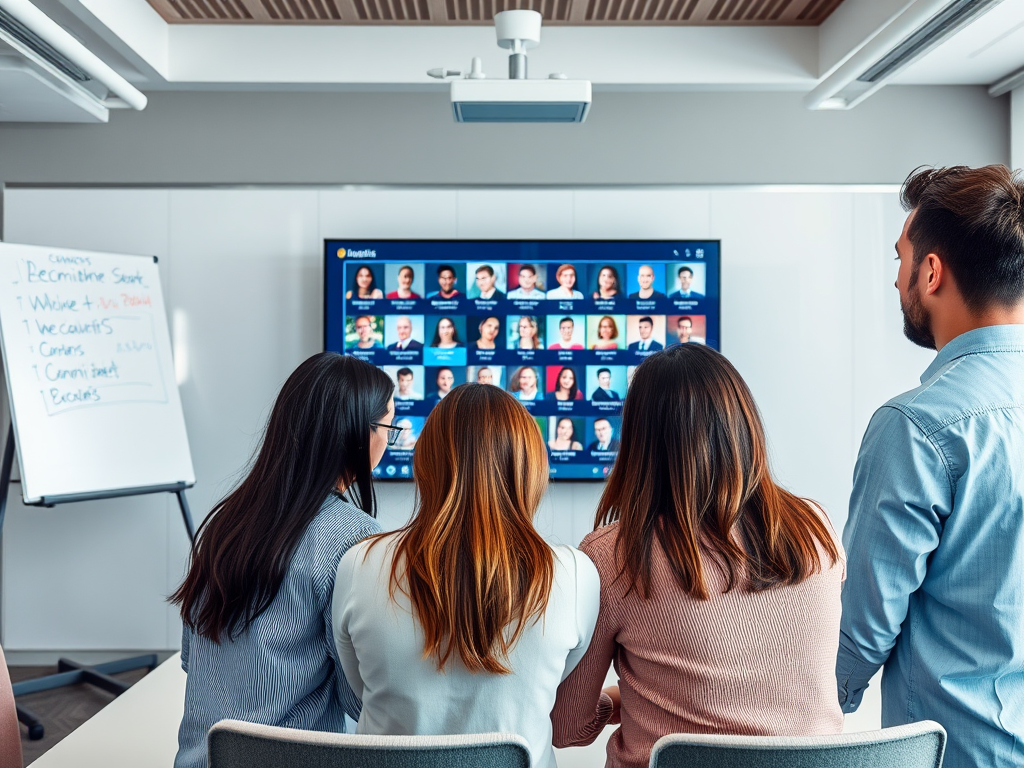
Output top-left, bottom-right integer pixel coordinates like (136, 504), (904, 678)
(551, 344), (845, 768)
(332, 384), (599, 768)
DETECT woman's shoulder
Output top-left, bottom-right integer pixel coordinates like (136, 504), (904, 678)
(307, 495), (383, 552)
(577, 523), (620, 569)
(548, 543), (600, 587)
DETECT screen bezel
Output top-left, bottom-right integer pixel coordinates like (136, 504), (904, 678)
(323, 238), (722, 482)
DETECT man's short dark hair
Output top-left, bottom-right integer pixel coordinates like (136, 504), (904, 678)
(475, 265), (495, 277)
(519, 264), (536, 275)
(638, 316), (653, 325)
(559, 317), (574, 325)
(397, 367), (413, 378)
(437, 264), (455, 277)
(594, 418), (610, 427)
(597, 368), (611, 377)
(678, 316), (693, 325)
(902, 165), (1024, 310)
(678, 266), (694, 277)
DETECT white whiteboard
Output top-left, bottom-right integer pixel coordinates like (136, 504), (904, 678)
(0, 243), (195, 503)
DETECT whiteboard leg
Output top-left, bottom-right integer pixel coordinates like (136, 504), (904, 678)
(0, 425), (13, 536)
(176, 489), (196, 544)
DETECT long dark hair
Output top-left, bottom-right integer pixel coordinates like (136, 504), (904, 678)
(430, 317), (462, 347)
(171, 353), (394, 642)
(596, 345), (838, 599)
(555, 366), (579, 399)
(352, 265), (378, 296)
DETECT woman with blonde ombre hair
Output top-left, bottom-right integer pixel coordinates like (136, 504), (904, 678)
(332, 383), (600, 768)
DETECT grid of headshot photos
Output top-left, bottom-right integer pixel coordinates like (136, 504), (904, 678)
(325, 241), (719, 478)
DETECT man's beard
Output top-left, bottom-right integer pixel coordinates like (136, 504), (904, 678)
(901, 271), (936, 350)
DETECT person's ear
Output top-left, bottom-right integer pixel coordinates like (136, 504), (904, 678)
(922, 253), (944, 297)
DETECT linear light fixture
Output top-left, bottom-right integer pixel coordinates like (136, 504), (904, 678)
(806, 0), (1004, 110)
(0, 0), (146, 110)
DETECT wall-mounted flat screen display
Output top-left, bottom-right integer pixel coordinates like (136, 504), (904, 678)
(324, 240), (720, 480)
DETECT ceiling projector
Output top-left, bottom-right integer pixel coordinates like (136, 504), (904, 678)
(427, 10), (592, 124)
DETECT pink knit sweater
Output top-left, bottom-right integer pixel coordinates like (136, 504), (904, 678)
(551, 521), (845, 768)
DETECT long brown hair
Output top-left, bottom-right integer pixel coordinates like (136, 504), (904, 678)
(171, 353), (394, 641)
(374, 383), (553, 674)
(597, 345), (838, 599)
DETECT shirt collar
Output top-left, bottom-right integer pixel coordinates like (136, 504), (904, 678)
(921, 324), (1024, 383)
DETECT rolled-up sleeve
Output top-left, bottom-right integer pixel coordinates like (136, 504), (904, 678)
(837, 405), (950, 711)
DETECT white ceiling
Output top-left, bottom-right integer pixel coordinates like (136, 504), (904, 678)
(2, 0), (1024, 121)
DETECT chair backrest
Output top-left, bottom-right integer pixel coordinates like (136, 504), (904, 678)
(649, 721), (946, 768)
(208, 720), (532, 768)
(0, 643), (23, 768)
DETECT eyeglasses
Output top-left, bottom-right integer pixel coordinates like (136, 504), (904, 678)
(371, 422), (407, 447)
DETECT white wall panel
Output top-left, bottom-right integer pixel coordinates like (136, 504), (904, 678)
(456, 191), (575, 239)
(710, 191), (856, 529)
(573, 190), (712, 240)
(850, 194), (934, 488)
(319, 190), (459, 242)
(165, 190), (322, 645)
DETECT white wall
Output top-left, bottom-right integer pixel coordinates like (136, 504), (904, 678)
(0, 186), (933, 655)
(0, 87), (1008, 188)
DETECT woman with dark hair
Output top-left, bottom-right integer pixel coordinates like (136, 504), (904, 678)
(552, 345), (844, 768)
(548, 417), (583, 451)
(429, 317), (463, 348)
(333, 384), (599, 768)
(172, 353), (397, 768)
(548, 366), (582, 401)
(592, 266), (621, 300)
(346, 265), (384, 300)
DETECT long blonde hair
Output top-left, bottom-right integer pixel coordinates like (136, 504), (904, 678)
(372, 384), (553, 673)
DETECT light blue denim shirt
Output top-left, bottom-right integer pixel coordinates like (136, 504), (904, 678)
(837, 325), (1024, 768)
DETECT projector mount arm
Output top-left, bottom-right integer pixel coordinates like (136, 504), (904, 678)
(426, 10), (543, 81)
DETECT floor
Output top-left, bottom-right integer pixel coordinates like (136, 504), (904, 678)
(10, 665), (150, 767)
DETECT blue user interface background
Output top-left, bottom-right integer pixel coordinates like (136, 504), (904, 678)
(324, 240), (720, 480)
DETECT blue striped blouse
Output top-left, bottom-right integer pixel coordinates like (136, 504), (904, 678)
(174, 494), (382, 768)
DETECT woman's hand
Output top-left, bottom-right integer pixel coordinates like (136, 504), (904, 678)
(602, 684), (621, 725)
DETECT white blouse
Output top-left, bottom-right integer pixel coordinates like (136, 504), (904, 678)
(332, 536), (600, 768)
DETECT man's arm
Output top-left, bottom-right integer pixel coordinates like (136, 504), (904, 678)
(838, 405), (951, 711)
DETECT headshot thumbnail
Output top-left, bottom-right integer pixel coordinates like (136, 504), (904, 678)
(467, 365), (505, 389)
(346, 264), (385, 300)
(668, 314), (707, 345)
(589, 264), (624, 300)
(426, 264), (465, 300)
(508, 365), (544, 402)
(548, 416), (584, 451)
(547, 263), (585, 299)
(467, 263), (507, 300)
(346, 314), (384, 350)
(546, 365), (584, 401)
(385, 365), (425, 401)
(587, 315), (626, 351)
(627, 264), (666, 300)
(668, 262), (706, 300)
(385, 315), (425, 352)
(507, 263), (547, 299)
(385, 263), (425, 300)
(546, 315), (586, 350)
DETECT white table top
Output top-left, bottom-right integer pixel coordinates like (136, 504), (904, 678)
(27, 655), (880, 767)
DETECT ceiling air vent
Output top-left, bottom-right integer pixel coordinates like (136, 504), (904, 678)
(858, 0), (1000, 83)
(0, 8), (90, 81)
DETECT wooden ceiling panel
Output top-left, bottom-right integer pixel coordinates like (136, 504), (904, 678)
(144, 0), (842, 22)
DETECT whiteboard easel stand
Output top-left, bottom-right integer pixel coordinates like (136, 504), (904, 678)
(0, 424), (196, 740)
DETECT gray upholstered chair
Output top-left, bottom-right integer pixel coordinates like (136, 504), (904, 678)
(0, 643), (23, 768)
(208, 720), (532, 768)
(649, 721), (946, 768)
